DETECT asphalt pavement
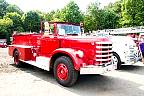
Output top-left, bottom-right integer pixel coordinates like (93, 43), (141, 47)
(0, 48), (144, 96)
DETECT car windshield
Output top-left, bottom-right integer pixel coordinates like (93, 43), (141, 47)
(0, 42), (5, 44)
(57, 24), (81, 35)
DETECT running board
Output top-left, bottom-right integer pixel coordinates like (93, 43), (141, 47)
(21, 56), (50, 71)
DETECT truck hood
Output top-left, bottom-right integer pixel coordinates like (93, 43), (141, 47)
(61, 36), (110, 43)
(110, 36), (136, 46)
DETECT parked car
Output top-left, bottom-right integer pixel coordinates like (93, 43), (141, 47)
(0, 40), (7, 48)
(94, 33), (142, 69)
(110, 36), (142, 69)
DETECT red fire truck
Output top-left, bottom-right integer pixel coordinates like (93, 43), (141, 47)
(9, 22), (116, 87)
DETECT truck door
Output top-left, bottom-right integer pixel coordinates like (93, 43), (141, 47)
(40, 35), (59, 56)
(39, 22), (60, 56)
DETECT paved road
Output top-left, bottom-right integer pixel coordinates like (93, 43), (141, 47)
(0, 48), (144, 96)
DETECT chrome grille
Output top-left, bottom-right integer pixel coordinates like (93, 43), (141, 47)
(96, 42), (112, 64)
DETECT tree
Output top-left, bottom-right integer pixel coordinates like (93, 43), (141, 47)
(6, 4), (24, 15)
(23, 11), (41, 32)
(44, 10), (55, 21)
(134, 1), (144, 26)
(84, 1), (100, 32)
(0, 18), (13, 43)
(44, 10), (63, 22)
(52, 9), (63, 22)
(61, 1), (83, 23)
(99, 10), (119, 29)
(112, 0), (122, 16)
(121, 0), (144, 27)
(84, 15), (95, 32)
(4, 12), (24, 32)
(104, 1), (122, 15)
(0, 0), (9, 17)
(104, 0), (122, 28)
(0, 18), (13, 33)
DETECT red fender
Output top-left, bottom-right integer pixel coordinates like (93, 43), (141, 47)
(51, 48), (83, 70)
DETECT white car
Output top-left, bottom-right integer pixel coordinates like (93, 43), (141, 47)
(110, 36), (142, 69)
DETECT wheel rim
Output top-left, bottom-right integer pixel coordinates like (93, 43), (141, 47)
(14, 52), (19, 65)
(57, 63), (68, 80)
(112, 55), (118, 65)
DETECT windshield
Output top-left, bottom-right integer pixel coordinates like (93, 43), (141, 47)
(0, 41), (5, 44)
(57, 24), (81, 35)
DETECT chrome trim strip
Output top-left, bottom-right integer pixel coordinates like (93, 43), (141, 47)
(96, 58), (111, 61)
(96, 42), (112, 44)
(96, 50), (112, 53)
(96, 46), (113, 48)
(96, 54), (112, 57)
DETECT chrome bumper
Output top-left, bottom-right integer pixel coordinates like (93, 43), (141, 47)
(80, 62), (117, 74)
(123, 54), (142, 65)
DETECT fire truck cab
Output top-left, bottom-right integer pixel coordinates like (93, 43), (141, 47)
(9, 22), (116, 86)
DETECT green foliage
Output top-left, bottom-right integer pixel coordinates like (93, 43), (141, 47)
(0, 18), (13, 42)
(1, 0), (144, 37)
(84, 15), (95, 32)
(105, 1), (122, 14)
(44, 10), (63, 22)
(121, 0), (144, 27)
(104, 0), (122, 28)
(0, 18), (13, 33)
(61, 1), (83, 23)
(44, 10), (55, 21)
(0, 0), (24, 41)
(4, 12), (24, 32)
(0, 0), (9, 17)
(112, 0), (122, 15)
(84, 1), (122, 32)
(23, 11), (40, 32)
(99, 10), (119, 29)
(6, 4), (23, 15)
(52, 9), (63, 22)
(84, 1), (100, 32)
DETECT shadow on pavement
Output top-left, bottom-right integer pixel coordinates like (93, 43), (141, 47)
(10, 63), (144, 96)
(120, 64), (144, 75)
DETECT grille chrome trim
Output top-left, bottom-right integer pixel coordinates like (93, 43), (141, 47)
(96, 50), (112, 53)
(96, 41), (112, 63)
(96, 46), (113, 49)
(96, 42), (112, 44)
(96, 58), (111, 61)
(96, 54), (112, 57)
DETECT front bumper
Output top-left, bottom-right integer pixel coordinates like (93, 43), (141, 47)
(122, 52), (142, 65)
(80, 62), (117, 74)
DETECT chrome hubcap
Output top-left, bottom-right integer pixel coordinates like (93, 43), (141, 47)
(112, 55), (118, 65)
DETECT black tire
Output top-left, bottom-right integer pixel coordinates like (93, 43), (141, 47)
(112, 52), (121, 70)
(13, 50), (23, 67)
(53, 56), (78, 87)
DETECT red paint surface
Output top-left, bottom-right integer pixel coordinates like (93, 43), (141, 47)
(9, 22), (112, 71)
(57, 63), (68, 80)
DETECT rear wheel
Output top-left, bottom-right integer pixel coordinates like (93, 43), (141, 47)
(112, 52), (121, 70)
(54, 56), (78, 87)
(13, 50), (23, 67)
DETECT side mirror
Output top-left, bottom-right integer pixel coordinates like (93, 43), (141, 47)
(59, 29), (65, 35)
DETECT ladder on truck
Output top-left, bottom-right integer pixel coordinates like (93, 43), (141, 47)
(96, 26), (144, 35)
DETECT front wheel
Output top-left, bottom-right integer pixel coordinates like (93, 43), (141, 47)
(112, 52), (121, 70)
(54, 56), (78, 87)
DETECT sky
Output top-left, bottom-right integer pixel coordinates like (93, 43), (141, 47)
(6, 0), (118, 12)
